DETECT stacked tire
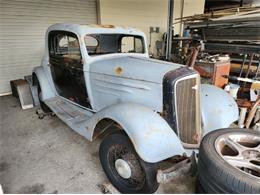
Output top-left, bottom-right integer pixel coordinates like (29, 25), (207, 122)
(197, 129), (260, 194)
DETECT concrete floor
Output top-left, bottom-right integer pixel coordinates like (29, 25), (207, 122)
(0, 95), (195, 193)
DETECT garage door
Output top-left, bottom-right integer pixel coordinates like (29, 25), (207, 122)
(0, 0), (97, 95)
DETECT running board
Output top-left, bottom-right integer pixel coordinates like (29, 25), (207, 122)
(44, 97), (94, 138)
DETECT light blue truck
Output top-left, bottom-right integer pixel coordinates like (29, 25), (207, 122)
(32, 23), (238, 193)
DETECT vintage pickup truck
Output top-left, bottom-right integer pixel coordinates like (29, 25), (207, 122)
(32, 23), (238, 193)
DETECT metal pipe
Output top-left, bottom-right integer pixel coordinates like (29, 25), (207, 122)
(166, 0), (173, 61)
(238, 107), (247, 128)
(245, 53), (254, 79)
(179, 0), (185, 48)
(238, 54), (247, 84)
(245, 98), (260, 128)
(187, 45), (200, 68)
(243, 53), (254, 88)
(254, 57), (260, 79)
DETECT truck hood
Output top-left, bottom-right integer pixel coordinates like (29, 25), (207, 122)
(88, 55), (183, 84)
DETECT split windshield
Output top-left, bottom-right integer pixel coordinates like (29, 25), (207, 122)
(84, 34), (145, 56)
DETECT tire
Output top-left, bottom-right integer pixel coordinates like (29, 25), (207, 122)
(99, 132), (159, 194)
(196, 179), (206, 194)
(197, 128), (260, 194)
(36, 78), (51, 113)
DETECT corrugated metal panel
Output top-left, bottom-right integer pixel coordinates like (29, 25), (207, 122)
(0, 0), (97, 94)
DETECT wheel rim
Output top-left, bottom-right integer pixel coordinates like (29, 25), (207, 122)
(108, 144), (145, 190)
(215, 132), (260, 178)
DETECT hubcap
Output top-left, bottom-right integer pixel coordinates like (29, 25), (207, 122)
(115, 159), (132, 179)
(215, 133), (260, 178)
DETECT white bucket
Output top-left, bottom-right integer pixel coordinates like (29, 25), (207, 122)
(229, 83), (240, 99)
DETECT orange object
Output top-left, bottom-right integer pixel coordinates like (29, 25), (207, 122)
(194, 60), (230, 88)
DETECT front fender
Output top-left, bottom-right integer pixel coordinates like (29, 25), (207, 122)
(201, 84), (239, 135)
(32, 66), (55, 101)
(87, 103), (185, 163)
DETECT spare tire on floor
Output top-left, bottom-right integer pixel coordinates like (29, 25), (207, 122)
(197, 128), (260, 194)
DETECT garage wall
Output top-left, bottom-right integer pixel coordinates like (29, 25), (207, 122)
(99, 0), (205, 56)
(0, 0), (97, 95)
(99, 0), (168, 56)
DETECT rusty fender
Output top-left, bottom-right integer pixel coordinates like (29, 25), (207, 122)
(86, 102), (185, 163)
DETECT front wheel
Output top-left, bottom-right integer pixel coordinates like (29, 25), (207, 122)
(99, 132), (159, 193)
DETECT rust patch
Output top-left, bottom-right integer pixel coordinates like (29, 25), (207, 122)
(193, 133), (200, 143)
(89, 24), (115, 28)
(114, 66), (123, 75)
(100, 24), (115, 28)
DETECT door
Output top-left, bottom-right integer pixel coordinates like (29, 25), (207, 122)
(48, 31), (91, 108)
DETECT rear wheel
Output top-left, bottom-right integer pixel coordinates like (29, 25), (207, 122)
(99, 132), (159, 193)
(36, 79), (51, 113)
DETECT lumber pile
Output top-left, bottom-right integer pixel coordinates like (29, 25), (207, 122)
(175, 5), (260, 24)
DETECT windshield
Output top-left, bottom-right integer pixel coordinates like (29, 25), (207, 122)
(84, 34), (145, 55)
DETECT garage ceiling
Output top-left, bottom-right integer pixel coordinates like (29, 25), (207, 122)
(0, 0), (97, 95)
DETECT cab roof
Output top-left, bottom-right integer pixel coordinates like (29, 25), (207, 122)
(46, 23), (146, 37)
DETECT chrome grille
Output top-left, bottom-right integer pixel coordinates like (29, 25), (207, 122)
(175, 74), (201, 145)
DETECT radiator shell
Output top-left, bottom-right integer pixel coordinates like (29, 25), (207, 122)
(163, 67), (201, 147)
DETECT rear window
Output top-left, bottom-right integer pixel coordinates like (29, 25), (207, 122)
(84, 34), (145, 55)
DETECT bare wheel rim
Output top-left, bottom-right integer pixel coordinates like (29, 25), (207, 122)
(215, 132), (260, 178)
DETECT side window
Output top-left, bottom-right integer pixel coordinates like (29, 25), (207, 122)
(134, 38), (143, 53)
(85, 35), (99, 54)
(121, 36), (134, 53)
(85, 35), (98, 47)
(57, 36), (68, 55)
(49, 32), (81, 61)
(121, 36), (144, 53)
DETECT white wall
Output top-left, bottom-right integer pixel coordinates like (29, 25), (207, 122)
(99, 0), (168, 56)
(99, 0), (205, 55)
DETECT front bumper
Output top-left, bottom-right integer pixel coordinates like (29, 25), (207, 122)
(156, 152), (197, 183)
